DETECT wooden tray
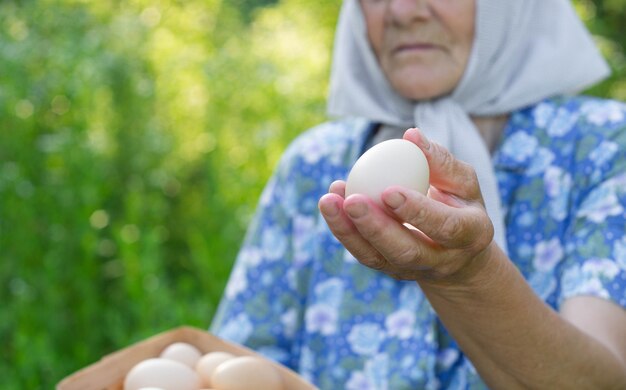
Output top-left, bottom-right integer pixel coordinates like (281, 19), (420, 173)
(56, 326), (317, 390)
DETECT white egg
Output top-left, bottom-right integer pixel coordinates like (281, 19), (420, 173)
(196, 351), (236, 387)
(211, 356), (283, 390)
(123, 358), (201, 390)
(345, 139), (429, 206)
(159, 342), (202, 368)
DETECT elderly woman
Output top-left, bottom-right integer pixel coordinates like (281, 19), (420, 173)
(212, 0), (626, 388)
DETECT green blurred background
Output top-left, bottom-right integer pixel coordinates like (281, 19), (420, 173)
(0, 0), (624, 388)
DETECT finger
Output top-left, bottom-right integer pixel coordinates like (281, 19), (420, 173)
(343, 194), (438, 269)
(403, 128), (481, 201)
(318, 193), (388, 271)
(382, 186), (485, 249)
(328, 180), (346, 197)
(427, 185), (466, 208)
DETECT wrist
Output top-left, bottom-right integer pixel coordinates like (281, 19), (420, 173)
(417, 242), (510, 300)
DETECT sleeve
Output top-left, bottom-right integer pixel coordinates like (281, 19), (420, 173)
(209, 149), (308, 370)
(558, 117), (626, 310)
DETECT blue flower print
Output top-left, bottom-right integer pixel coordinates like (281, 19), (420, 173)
(549, 190), (569, 222)
(614, 237), (626, 270)
(500, 131), (538, 164)
(262, 226), (288, 261)
(581, 258), (620, 280)
(385, 309), (416, 340)
(220, 313), (253, 344)
(606, 173), (626, 194)
(224, 264), (247, 299)
(346, 354), (389, 390)
(544, 166), (572, 198)
(343, 249), (358, 264)
(281, 308), (298, 338)
(517, 211), (535, 227)
(348, 323), (385, 356)
(547, 108), (578, 137)
(259, 178), (276, 207)
(448, 369), (468, 390)
(437, 348), (460, 371)
(578, 184), (624, 223)
(590, 141), (619, 168)
(305, 303), (338, 335)
(299, 346), (316, 384)
(527, 147), (555, 176)
(293, 215), (317, 266)
(533, 102), (556, 128)
(258, 345), (290, 364)
(533, 238), (563, 272)
(581, 99), (626, 126)
(561, 265), (585, 295)
(561, 265), (611, 302)
(314, 278), (344, 307)
(365, 354), (389, 390)
(542, 166), (572, 221)
(518, 243), (534, 258)
(346, 371), (375, 390)
(398, 283), (424, 311)
(297, 124), (352, 165)
(529, 272), (557, 300)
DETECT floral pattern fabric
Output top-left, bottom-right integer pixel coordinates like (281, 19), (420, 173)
(211, 96), (626, 389)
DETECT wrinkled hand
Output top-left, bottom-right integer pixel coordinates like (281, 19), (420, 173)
(318, 128), (496, 285)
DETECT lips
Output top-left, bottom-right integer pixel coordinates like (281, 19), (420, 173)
(394, 42), (439, 53)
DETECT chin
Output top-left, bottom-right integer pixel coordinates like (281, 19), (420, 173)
(386, 66), (458, 101)
(391, 80), (449, 101)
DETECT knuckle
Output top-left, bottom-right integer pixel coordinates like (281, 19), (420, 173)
(473, 216), (495, 250)
(392, 244), (421, 264)
(435, 261), (457, 279)
(437, 143), (455, 172)
(404, 202), (428, 225)
(438, 216), (464, 245)
(464, 168), (481, 198)
(464, 164), (479, 184)
(363, 254), (387, 271)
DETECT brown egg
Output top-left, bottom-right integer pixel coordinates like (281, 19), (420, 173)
(195, 351), (236, 387)
(211, 356), (283, 390)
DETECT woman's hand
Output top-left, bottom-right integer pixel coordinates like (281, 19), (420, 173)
(320, 132), (626, 389)
(319, 128), (496, 285)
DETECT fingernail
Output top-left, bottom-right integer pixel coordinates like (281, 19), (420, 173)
(384, 191), (406, 209)
(321, 200), (339, 217)
(345, 202), (368, 218)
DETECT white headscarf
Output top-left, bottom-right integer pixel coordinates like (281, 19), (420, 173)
(328, 0), (610, 253)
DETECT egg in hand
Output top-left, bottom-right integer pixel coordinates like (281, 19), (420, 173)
(345, 139), (429, 206)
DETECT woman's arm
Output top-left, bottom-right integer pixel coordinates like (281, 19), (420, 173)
(420, 244), (626, 389)
(318, 128), (626, 388)
(561, 296), (626, 374)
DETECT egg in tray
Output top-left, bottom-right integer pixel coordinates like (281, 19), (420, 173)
(56, 326), (318, 390)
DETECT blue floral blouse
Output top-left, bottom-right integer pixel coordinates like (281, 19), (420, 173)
(211, 96), (626, 389)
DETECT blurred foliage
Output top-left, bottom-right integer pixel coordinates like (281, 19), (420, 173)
(0, 0), (624, 388)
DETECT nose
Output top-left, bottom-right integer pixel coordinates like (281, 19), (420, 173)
(388, 0), (431, 25)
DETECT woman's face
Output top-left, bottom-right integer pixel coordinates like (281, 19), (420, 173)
(360, 0), (475, 100)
